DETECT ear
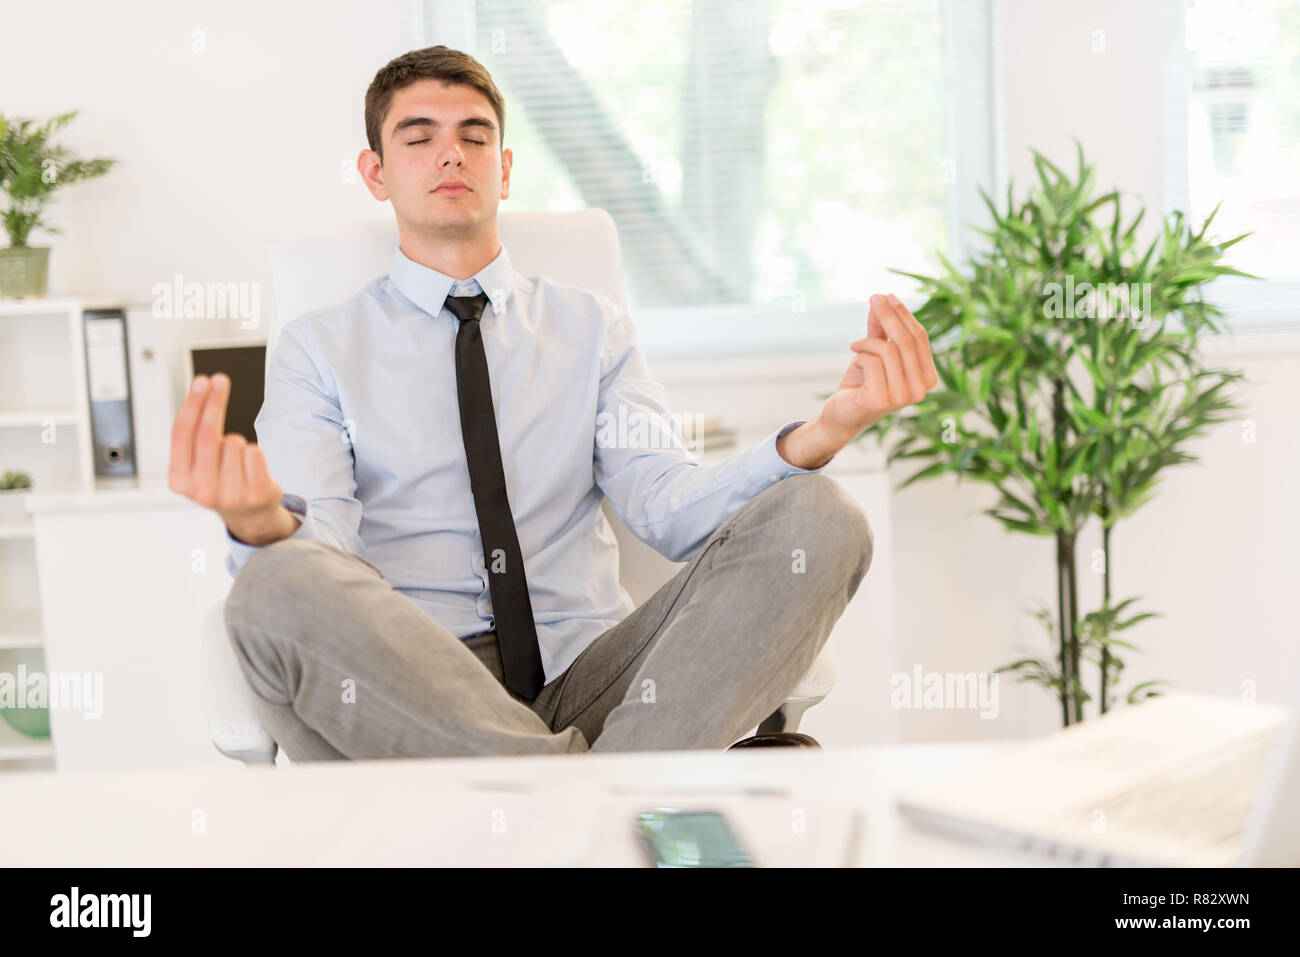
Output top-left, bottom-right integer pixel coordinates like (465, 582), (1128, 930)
(500, 147), (513, 200)
(357, 148), (388, 201)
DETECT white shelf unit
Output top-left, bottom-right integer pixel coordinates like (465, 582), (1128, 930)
(0, 717), (54, 761)
(0, 606), (44, 649)
(0, 297), (97, 768)
(0, 297), (96, 495)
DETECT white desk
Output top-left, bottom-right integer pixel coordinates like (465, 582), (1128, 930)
(0, 742), (1062, 866)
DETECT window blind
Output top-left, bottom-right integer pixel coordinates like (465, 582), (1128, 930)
(456, 0), (998, 323)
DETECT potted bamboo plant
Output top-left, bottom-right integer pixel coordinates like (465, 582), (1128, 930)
(0, 469), (34, 525)
(858, 141), (1254, 727)
(0, 111), (115, 298)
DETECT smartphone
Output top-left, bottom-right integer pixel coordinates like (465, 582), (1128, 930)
(634, 808), (756, 867)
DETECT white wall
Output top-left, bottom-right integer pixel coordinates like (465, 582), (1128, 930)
(3, 0), (425, 321)
(1001, 0), (1172, 227)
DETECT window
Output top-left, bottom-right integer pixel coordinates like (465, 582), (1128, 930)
(1169, 0), (1300, 329)
(433, 0), (1000, 356)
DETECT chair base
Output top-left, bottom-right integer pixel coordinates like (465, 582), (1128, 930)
(757, 694), (825, 735)
(727, 731), (821, 749)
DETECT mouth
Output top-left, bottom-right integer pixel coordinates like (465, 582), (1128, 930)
(433, 185), (471, 196)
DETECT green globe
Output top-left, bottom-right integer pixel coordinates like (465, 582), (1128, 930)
(0, 648), (52, 739)
(1, 702), (50, 738)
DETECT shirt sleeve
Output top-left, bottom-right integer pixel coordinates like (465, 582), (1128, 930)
(223, 320), (366, 580)
(592, 302), (829, 563)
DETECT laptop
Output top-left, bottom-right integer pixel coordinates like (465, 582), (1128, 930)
(895, 675), (1300, 867)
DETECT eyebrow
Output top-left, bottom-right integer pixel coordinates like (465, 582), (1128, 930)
(392, 116), (496, 138)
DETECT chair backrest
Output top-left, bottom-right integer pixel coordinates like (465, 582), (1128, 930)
(266, 209), (629, 372)
(266, 209), (681, 603)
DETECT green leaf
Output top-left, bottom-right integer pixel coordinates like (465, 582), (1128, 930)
(1077, 353), (1107, 390)
(897, 461), (950, 491)
(1114, 611), (1162, 631)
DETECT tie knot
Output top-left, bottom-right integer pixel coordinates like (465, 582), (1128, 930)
(444, 291), (490, 324)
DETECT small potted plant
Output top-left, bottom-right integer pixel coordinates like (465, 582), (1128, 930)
(0, 469), (34, 525)
(0, 111), (114, 298)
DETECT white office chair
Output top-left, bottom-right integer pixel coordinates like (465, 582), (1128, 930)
(202, 209), (837, 765)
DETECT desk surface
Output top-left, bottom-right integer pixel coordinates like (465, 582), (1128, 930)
(0, 742), (1063, 866)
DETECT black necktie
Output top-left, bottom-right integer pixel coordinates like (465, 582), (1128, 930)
(444, 291), (545, 701)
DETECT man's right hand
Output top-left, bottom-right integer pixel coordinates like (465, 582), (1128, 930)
(169, 372), (300, 546)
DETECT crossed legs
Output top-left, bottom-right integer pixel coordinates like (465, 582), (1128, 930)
(224, 473), (872, 760)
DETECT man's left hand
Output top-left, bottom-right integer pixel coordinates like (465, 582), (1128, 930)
(776, 292), (939, 470)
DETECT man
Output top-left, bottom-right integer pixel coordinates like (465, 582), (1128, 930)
(169, 46), (938, 760)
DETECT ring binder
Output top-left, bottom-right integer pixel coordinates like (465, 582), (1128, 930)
(82, 307), (137, 479)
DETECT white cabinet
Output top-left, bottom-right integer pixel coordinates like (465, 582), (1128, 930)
(28, 488), (234, 771)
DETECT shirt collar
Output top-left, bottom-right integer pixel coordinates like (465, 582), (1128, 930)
(389, 241), (518, 319)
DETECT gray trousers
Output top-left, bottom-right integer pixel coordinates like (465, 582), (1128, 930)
(224, 472), (873, 760)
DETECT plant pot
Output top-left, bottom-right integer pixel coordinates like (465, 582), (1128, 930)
(0, 487), (33, 525)
(0, 246), (51, 299)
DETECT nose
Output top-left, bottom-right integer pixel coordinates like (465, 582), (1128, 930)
(436, 133), (466, 168)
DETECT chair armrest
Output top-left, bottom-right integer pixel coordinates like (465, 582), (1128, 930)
(788, 642), (838, 702)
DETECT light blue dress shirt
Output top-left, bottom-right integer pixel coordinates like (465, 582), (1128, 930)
(225, 241), (826, 684)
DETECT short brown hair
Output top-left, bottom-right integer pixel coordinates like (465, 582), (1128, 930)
(364, 46), (506, 158)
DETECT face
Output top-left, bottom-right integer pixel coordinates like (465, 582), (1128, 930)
(358, 79), (512, 239)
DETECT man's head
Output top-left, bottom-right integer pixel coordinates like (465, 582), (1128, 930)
(358, 46), (512, 252)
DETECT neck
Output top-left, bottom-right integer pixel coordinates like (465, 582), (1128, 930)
(397, 223), (501, 280)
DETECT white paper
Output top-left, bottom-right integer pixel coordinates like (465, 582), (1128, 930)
(85, 317), (129, 402)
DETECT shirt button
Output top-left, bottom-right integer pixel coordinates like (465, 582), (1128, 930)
(769, 474), (780, 483)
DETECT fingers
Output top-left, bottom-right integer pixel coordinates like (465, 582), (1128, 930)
(867, 308), (886, 341)
(169, 373), (278, 526)
(839, 348), (889, 407)
(188, 372), (231, 506)
(850, 307), (887, 347)
(850, 294), (940, 399)
(882, 293), (939, 388)
(218, 434), (248, 508)
(850, 296), (909, 352)
(850, 339), (908, 409)
(242, 442), (279, 504)
(869, 295), (928, 403)
(169, 375), (210, 494)
(891, 293), (939, 388)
